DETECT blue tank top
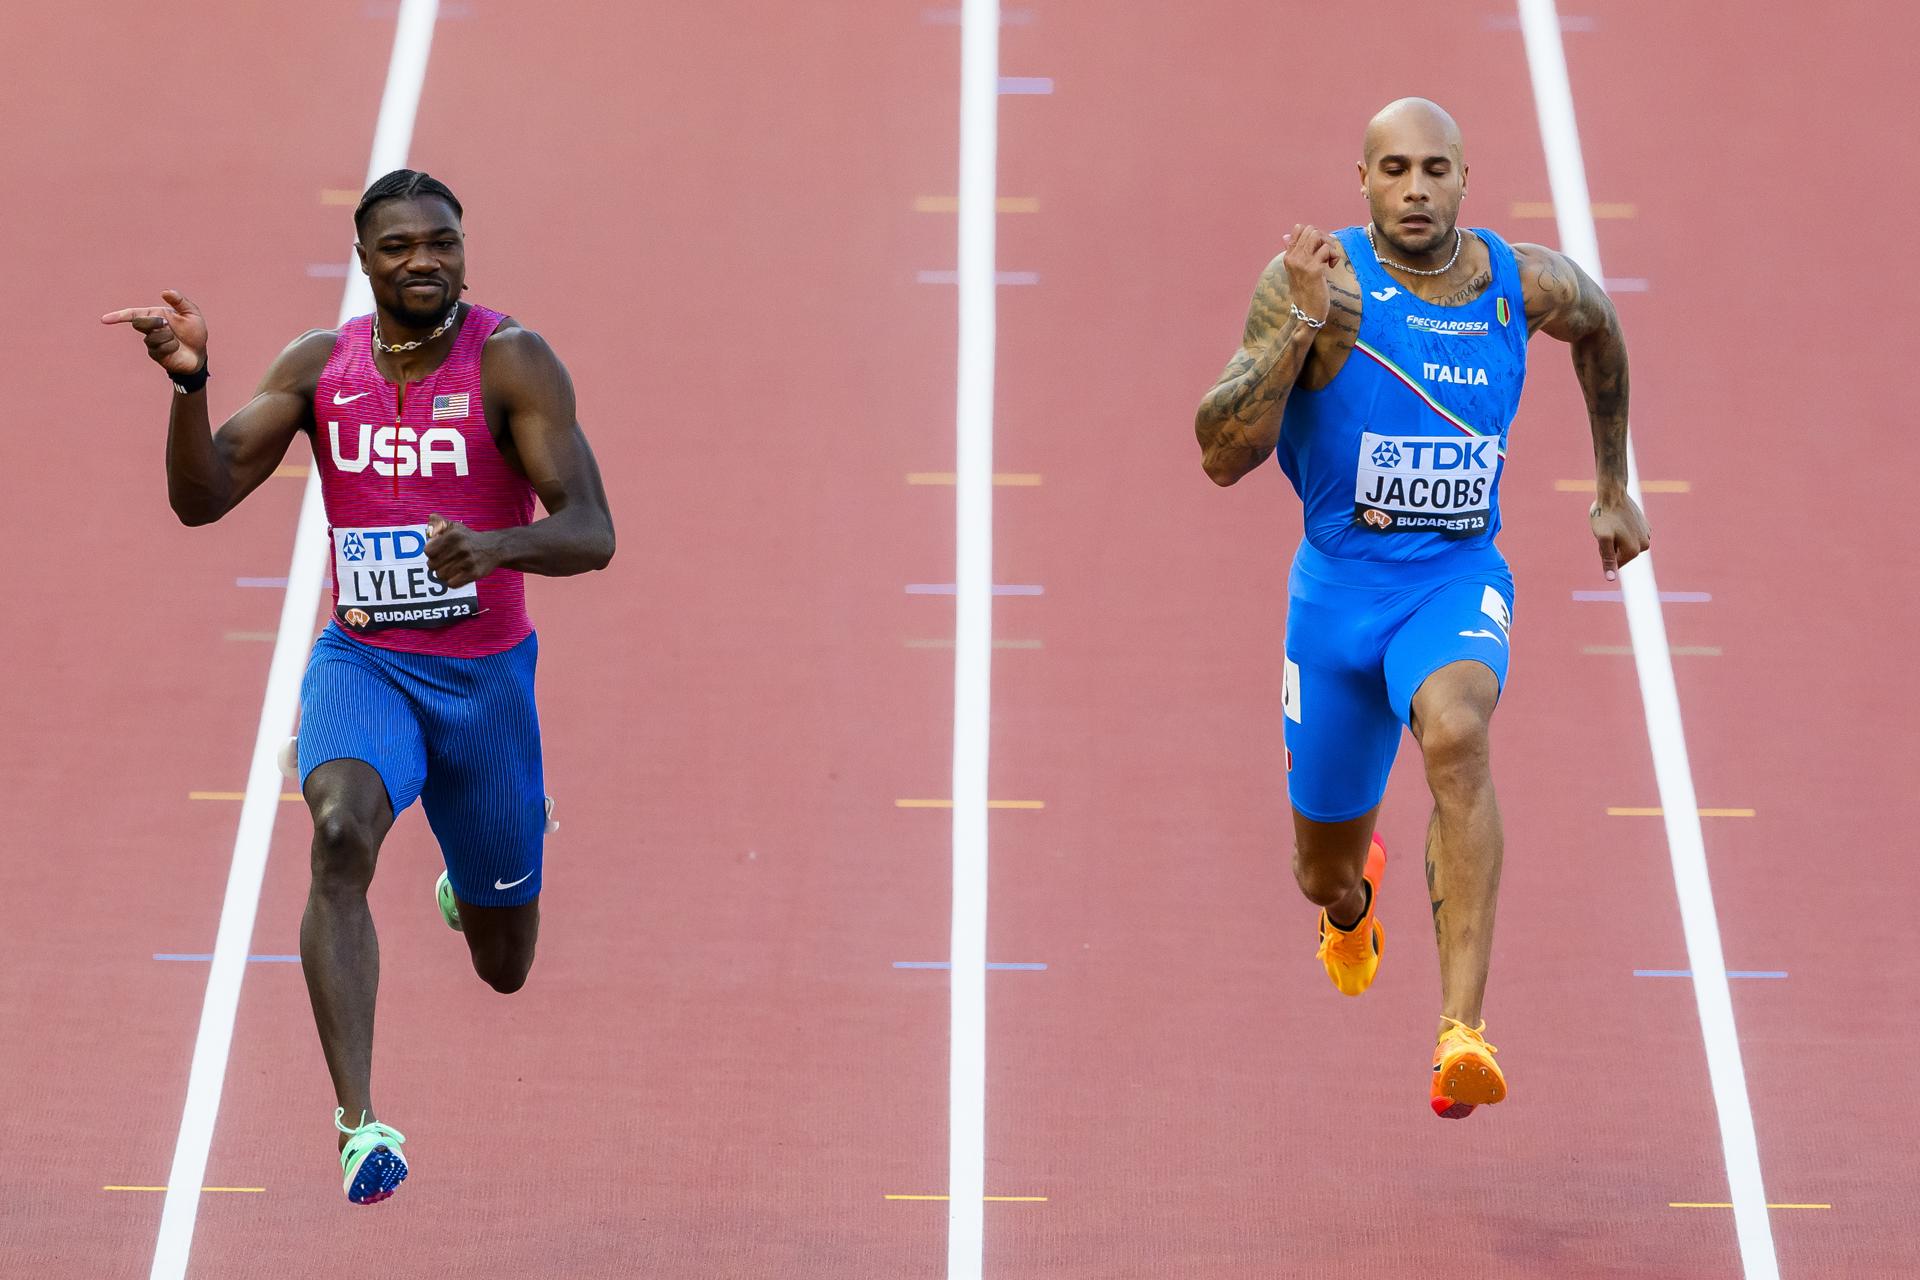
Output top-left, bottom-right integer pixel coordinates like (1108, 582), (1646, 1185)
(1275, 225), (1528, 571)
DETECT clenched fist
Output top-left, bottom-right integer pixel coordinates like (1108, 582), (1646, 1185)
(426, 514), (501, 589)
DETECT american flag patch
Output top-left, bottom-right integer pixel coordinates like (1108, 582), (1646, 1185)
(432, 393), (470, 420)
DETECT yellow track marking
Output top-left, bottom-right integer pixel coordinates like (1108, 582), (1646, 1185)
(1555, 477), (1689, 493)
(1608, 807), (1754, 818)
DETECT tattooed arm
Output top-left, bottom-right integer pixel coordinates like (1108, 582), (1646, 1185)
(1194, 225), (1338, 486)
(1516, 243), (1651, 579)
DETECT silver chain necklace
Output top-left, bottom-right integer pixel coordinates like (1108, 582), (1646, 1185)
(372, 302), (461, 354)
(1367, 223), (1463, 277)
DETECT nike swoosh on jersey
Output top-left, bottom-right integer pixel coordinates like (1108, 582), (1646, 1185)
(332, 390), (371, 404)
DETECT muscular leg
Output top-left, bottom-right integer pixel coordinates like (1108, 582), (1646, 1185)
(1291, 805), (1381, 928)
(1409, 660), (1503, 1037)
(300, 759), (395, 1147)
(454, 896), (540, 994)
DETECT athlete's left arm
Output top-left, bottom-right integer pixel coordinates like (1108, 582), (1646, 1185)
(1514, 243), (1652, 581)
(427, 327), (615, 588)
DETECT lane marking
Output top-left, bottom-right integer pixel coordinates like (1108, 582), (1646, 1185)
(1488, 11), (1596, 30)
(922, 7), (1035, 23)
(224, 631), (278, 643)
(1584, 644), (1722, 656)
(907, 583), (1043, 596)
(918, 270), (1039, 285)
(1607, 808), (1754, 818)
(915, 196), (1041, 213)
(109, 1187), (265, 1194)
(1605, 277), (1651, 292)
(996, 76), (1051, 94)
(1573, 590), (1710, 603)
(906, 638), (1042, 650)
(305, 263), (352, 279)
(318, 189), (360, 206)
(948, 6), (999, 1275)
(1519, 3), (1778, 1272)
(1512, 200), (1635, 218)
(898, 799), (1044, 810)
(1670, 1204), (1830, 1211)
(150, 5), (441, 1278)
(272, 465), (311, 478)
(894, 961), (1048, 971)
(154, 955), (302, 964)
(1557, 477), (1688, 492)
(1637, 971), (1787, 979)
(889, 1194), (1049, 1202)
(187, 792), (302, 802)
(907, 472), (1042, 485)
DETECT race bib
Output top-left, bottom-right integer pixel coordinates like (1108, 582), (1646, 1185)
(1352, 432), (1499, 538)
(331, 524), (478, 632)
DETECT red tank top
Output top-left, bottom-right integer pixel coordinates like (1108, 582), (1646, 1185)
(312, 304), (536, 657)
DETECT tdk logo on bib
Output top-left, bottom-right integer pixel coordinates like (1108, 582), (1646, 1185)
(328, 421), (470, 477)
(1353, 432), (1499, 538)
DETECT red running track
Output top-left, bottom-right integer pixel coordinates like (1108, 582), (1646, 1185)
(3, 2), (1914, 1277)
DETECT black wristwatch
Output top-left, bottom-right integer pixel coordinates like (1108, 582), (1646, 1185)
(170, 362), (210, 395)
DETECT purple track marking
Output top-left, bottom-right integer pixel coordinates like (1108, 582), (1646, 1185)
(1573, 590), (1711, 603)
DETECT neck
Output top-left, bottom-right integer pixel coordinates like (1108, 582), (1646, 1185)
(371, 302), (463, 381)
(375, 303), (456, 344)
(1371, 223), (1462, 275)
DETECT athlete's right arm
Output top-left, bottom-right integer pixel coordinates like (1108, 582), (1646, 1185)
(1193, 225), (1335, 486)
(103, 292), (331, 525)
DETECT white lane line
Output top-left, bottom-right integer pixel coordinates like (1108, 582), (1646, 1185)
(1515, 3), (1780, 1277)
(948, 1), (999, 1278)
(148, 3), (441, 1277)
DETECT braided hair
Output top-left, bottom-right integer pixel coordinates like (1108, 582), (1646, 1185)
(353, 169), (464, 238)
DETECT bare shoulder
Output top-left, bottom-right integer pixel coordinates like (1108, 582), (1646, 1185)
(1510, 242), (1611, 338)
(483, 319), (569, 375)
(481, 318), (576, 416)
(259, 327), (339, 394)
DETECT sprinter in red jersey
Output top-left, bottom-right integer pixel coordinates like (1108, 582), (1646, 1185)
(104, 170), (614, 1204)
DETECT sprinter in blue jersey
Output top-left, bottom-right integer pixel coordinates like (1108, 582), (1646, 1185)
(1193, 98), (1649, 1119)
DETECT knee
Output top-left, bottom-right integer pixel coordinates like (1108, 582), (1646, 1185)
(1292, 847), (1363, 908)
(473, 947), (534, 995)
(1420, 704), (1492, 795)
(309, 806), (378, 891)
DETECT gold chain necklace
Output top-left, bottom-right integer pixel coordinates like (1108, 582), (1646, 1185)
(372, 302), (461, 354)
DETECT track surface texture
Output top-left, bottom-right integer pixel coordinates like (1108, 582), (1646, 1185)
(2, 2), (1912, 1278)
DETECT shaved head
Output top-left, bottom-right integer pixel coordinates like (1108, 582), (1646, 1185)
(1358, 98), (1469, 261)
(1363, 97), (1464, 165)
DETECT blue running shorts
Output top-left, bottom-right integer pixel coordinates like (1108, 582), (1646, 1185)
(296, 623), (546, 906)
(1282, 541), (1515, 824)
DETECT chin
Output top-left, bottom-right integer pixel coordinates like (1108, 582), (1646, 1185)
(1386, 223), (1451, 257)
(389, 296), (449, 326)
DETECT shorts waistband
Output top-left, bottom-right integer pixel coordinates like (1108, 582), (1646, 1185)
(1292, 537), (1509, 590)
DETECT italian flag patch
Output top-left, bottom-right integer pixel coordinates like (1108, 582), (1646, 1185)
(1496, 296), (1511, 326)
